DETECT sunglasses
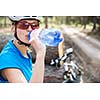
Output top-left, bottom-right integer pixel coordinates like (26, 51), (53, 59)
(17, 21), (39, 30)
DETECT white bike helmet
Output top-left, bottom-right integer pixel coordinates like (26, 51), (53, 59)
(8, 16), (41, 22)
(8, 16), (41, 47)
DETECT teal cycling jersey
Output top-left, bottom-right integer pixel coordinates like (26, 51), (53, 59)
(0, 40), (33, 83)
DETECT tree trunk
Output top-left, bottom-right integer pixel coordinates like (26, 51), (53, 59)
(92, 17), (97, 31)
(45, 16), (48, 28)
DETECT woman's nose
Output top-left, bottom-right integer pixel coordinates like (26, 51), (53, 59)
(27, 26), (33, 31)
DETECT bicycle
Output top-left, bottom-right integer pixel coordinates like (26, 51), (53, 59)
(50, 48), (83, 83)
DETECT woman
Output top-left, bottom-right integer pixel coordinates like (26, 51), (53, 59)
(0, 16), (46, 83)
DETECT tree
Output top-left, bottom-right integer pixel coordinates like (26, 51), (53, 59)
(44, 16), (48, 28)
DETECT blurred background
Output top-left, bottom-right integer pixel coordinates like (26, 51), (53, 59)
(0, 16), (100, 83)
(1, 16), (100, 34)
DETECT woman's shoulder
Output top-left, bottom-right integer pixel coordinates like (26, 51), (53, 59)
(0, 47), (20, 70)
(0, 40), (19, 64)
(0, 40), (18, 56)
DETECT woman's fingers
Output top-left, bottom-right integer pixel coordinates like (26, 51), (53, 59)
(29, 28), (43, 43)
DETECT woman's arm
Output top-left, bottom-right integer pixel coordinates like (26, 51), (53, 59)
(1, 69), (27, 83)
(29, 28), (46, 83)
(1, 29), (46, 83)
(30, 54), (45, 83)
(1, 51), (46, 83)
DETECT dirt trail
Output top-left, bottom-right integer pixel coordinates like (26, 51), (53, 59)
(61, 25), (100, 64)
(61, 25), (100, 82)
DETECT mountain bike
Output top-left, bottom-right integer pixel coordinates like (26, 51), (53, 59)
(50, 48), (83, 83)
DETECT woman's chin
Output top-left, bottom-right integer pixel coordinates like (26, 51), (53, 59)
(23, 39), (30, 44)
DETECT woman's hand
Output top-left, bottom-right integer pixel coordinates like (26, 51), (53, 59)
(28, 28), (46, 57)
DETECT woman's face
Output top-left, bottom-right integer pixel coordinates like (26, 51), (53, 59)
(16, 19), (39, 43)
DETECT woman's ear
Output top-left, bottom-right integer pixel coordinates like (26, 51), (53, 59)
(11, 26), (15, 32)
(11, 23), (16, 32)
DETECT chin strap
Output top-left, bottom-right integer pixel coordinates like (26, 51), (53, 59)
(14, 32), (31, 47)
(14, 23), (31, 47)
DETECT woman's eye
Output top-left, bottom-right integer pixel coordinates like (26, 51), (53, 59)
(24, 23), (29, 25)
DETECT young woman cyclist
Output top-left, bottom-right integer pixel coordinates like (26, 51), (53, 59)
(0, 16), (46, 83)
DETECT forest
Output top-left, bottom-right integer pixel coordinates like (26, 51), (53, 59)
(0, 16), (100, 31)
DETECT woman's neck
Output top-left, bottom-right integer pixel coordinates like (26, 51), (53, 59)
(13, 39), (29, 58)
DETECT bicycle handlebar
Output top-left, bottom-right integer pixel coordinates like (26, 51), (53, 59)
(50, 48), (73, 66)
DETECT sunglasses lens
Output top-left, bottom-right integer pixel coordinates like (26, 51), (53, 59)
(31, 24), (39, 30)
(17, 22), (39, 30)
(17, 22), (29, 29)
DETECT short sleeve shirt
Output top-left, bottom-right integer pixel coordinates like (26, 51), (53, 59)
(0, 40), (33, 83)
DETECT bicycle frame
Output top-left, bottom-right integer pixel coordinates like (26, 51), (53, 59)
(50, 48), (83, 83)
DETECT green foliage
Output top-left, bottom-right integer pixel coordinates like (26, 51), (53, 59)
(0, 16), (11, 28)
(0, 16), (100, 33)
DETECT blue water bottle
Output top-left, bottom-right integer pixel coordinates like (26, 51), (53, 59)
(28, 28), (63, 47)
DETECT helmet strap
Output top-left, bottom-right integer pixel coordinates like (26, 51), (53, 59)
(14, 26), (31, 47)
